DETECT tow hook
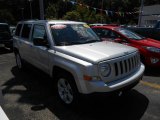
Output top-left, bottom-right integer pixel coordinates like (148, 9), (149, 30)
(118, 91), (123, 96)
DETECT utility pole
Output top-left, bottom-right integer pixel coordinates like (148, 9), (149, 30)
(138, 0), (144, 27)
(101, 0), (104, 23)
(21, 8), (24, 20)
(39, 0), (44, 20)
(28, 0), (33, 19)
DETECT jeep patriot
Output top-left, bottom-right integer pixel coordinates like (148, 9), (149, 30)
(13, 20), (145, 106)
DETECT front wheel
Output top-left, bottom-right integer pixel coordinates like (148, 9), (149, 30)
(56, 74), (79, 106)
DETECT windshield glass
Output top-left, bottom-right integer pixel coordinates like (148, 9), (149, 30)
(50, 24), (101, 46)
(0, 24), (10, 32)
(0, 24), (11, 39)
(116, 28), (145, 40)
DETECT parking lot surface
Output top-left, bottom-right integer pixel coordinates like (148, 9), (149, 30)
(0, 48), (160, 120)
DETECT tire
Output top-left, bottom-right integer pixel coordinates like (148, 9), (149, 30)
(9, 46), (13, 51)
(56, 73), (79, 106)
(15, 53), (24, 70)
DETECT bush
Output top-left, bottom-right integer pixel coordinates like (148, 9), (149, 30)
(0, 9), (15, 24)
(63, 11), (81, 21)
(45, 3), (58, 19)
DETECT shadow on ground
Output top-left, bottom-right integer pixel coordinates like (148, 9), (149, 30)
(144, 67), (160, 77)
(0, 47), (12, 55)
(2, 66), (149, 120)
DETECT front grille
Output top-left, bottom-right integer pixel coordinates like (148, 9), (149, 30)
(113, 53), (140, 77)
(99, 51), (140, 83)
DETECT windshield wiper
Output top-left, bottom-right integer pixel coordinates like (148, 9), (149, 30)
(57, 40), (101, 46)
(57, 41), (84, 46)
(83, 39), (101, 44)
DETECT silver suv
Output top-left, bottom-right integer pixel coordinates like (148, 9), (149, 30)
(13, 20), (145, 106)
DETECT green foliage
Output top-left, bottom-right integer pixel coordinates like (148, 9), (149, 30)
(0, 9), (15, 24)
(63, 11), (81, 21)
(45, 3), (58, 19)
(63, 4), (111, 23)
(45, 0), (160, 24)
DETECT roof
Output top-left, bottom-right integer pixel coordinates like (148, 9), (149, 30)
(91, 25), (120, 30)
(18, 20), (85, 25)
(0, 23), (8, 25)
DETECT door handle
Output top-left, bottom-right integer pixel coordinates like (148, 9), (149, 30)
(30, 44), (33, 47)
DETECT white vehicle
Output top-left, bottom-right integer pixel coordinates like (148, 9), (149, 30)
(0, 88), (9, 120)
(13, 20), (145, 106)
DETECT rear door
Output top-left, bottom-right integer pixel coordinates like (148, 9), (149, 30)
(18, 23), (33, 62)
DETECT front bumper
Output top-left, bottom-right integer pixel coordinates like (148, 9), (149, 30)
(81, 63), (145, 94)
(0, 40), (13, 47)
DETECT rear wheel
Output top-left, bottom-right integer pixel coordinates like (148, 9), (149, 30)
(9, 46), (13, 51)
(15, 53), (23, 70)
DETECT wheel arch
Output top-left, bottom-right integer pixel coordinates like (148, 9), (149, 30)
(51, 65), (84, 93)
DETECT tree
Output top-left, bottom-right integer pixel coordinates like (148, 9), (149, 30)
(45, 3), (58, 19)
(0, 9), (15, 24)
(63, 11), (81, 21)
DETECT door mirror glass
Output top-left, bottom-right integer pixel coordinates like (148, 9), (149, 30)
(32, 25), (49, 48)
(33, 37), (49, 48)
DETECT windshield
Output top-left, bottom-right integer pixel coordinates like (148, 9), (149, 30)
(50, 24), (101, 46)
(0, 24), (10, 32)
(0, 24), (11, 39)
(116, 28), (145, 40)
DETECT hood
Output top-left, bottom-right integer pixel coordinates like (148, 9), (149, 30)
(55, 41), (137, 64)
(137, 38), (160, 48)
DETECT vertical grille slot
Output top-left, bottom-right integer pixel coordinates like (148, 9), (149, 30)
(128, 58), (131, 71)
(124, 60), (127, 73)
(134, 56), (137, 67)
(120, 61), (123, 74)
(131, 57), (135, 68)
(114, 63), (118, 76)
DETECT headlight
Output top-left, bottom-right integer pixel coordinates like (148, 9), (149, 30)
(143, 46), (160, 53)
(99, 63), (111, 77)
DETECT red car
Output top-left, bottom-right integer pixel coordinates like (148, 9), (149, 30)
(92, 25), (160, 67)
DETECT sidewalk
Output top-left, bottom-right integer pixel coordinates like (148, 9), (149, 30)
(0, 88), (9, 120)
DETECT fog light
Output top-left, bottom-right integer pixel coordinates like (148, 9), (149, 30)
(150, 58), (159, 64)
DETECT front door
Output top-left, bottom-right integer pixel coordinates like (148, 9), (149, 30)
(31, 24), (50, 73)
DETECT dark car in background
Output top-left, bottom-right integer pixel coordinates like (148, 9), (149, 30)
(0, 23), (13, 50)
(92, 25), (160, 67)
(126, 21), (160, 40)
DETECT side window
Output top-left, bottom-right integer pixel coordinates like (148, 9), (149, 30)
(15, 24), (22, 36)
(32, 25), (47, 40)
(93, 28), (110, 38)
(108, 31), (120, 39)
(32, 25), (49, 46)
(21, 24), (32, 39)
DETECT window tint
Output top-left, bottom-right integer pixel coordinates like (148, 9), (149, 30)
(15, 24), (22, 36)
(93, 28), (110, 38)
(50, 24), (100, 46)
(21, 24), (32, 39)
(32, 25), (49, 46)
(32, 25), (46, 40)
(109, 31), (120, 38)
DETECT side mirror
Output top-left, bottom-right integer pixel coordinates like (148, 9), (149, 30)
(11, 29), (15, 36)
(115, 38), (128, 43)
(114, 38), (122, 43)
(33, 37), (49, 48)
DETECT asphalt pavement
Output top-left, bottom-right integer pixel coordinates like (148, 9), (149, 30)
(0, 47), (160, 120)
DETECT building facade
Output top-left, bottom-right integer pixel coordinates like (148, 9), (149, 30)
(140, 4), (160, 27)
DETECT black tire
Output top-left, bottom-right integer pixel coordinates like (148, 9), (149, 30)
(15, 53), (24, 70)
(56, 73), (80, 107)
(9, 47), (13, 52)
